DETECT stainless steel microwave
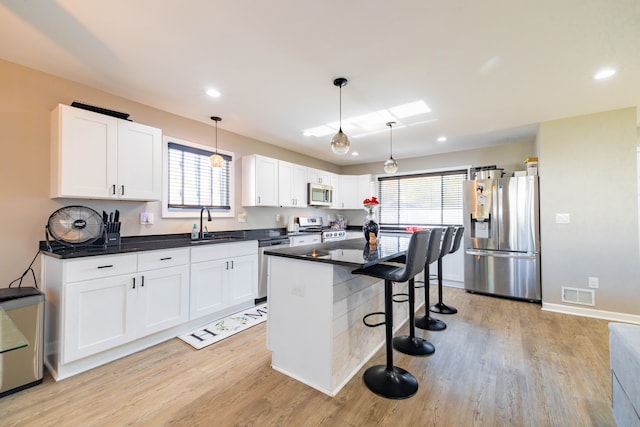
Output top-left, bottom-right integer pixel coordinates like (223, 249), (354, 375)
(308, 183), (332, 206)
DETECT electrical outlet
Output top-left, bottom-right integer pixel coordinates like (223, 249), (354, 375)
(140, 212), (154, 224)
(276, 214), (281, 222)
(588, 277), (599, 289)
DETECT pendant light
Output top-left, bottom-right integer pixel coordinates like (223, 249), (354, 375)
(383, 121), (399, 174)
(209, 116), (224, 168)
(330, 77), (350, 155)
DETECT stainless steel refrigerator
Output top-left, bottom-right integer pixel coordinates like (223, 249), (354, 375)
(463, 175), (541, 301)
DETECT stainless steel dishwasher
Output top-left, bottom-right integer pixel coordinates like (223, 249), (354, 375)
(256, 236), (290, 303)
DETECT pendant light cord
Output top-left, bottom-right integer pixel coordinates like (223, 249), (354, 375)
(339, 85), (343, 131)
(387, 121), (395, 158)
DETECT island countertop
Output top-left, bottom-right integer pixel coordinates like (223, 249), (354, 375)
(264, 234), (412, 268)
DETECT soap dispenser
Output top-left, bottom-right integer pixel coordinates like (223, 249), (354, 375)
(191, 224), (198, 240)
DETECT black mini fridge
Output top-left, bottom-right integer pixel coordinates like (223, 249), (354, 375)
(0, 287), (44, 397)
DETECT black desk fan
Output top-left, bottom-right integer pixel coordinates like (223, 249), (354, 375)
(45, 206), (106, 251)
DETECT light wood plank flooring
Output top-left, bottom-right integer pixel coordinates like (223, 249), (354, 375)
(0, 287), (614, 426)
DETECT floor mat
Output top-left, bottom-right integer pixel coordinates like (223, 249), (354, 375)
(179, 303), (267, 349)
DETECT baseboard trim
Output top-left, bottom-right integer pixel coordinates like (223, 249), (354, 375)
(542, 302), (640, 325)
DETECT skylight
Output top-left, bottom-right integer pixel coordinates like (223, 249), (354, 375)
(303, 100), (431, 138)
(389, 101), (431, 118)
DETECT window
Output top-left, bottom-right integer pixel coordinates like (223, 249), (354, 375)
(163, 137), (234, 218)
(378, 169), (467, 227)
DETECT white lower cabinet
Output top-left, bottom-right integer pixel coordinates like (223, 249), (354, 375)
(64, 272), (137, 363)
(346, 231), (361, 240)
(61, 249), (189, 364)
(190, 241), (258, 319)
(43, 247), (207, 379)
(137, 265), (189, 337)
(43, 242), (258, 380)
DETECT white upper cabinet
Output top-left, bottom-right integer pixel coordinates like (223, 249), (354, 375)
(307, 168), (331, 185)
(50, 104), (161, 201)
(330, 173), (340, 209)
(278, 160), (308, 207)
(336, 174), (373, 209)
(116, 120), (162, 200)
(242, 155), (279, 206)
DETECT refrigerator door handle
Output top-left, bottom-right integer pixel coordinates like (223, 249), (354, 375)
(465, 249), (537, 259)
(466, 249), (490, 256)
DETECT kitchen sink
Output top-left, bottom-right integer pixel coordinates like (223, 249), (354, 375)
(189, 236), (243, 244)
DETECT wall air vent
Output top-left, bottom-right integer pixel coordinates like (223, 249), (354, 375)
(561, 287), (595, 306)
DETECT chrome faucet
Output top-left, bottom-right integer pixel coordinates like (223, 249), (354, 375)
(200, 206), (212, 239)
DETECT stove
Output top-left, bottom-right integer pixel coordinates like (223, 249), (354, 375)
(322, 229), (347, 242)
(297, 216), (347, 242)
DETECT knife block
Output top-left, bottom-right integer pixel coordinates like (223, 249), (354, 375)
(104, 232), (121, 247)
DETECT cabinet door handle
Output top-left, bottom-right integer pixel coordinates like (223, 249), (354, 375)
(257, 196), (261, 204)
(111, 184), (116, 195)
(121, 185), (125, 196)
(141, 276), (145, 287)
(132, 277), (136, 289)
(160, 257), (172, 261)
(225, 261), (229, 270)
(231, 260), (234, 269)
(97, 265), (114, 269)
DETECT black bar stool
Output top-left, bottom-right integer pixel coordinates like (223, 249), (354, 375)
(430, 226), (464, 315)
(353, 230), (431, 399)
(389, 228), (439, 356)
(413, 227), (448, 331)
(389, 227), (446, 334)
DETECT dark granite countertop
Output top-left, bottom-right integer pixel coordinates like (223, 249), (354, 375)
(41, 228), (288, 259)
(264, 233), (412, 268)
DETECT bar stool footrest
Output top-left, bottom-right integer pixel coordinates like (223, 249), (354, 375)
(363, 312), (386, 328)
(392, 292), (409, 303)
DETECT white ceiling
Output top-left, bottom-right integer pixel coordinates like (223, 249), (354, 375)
(1, 0), (639, 166)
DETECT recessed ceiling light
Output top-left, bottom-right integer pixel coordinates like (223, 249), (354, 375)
(351, 151), (359, 156)
(593, 68), (616, 80)
(206, 88), (221, 97)
(437, 136), (447, 142)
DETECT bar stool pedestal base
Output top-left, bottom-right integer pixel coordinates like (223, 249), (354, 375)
(415, 315), (447, 331)
(393, 335), (435, 356)
(363, 365), (419, 399)
(430, 302), (458, 315)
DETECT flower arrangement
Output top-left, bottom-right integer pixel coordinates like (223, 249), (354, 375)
(363, 196), (380, 214)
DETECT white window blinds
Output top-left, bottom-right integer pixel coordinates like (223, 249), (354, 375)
(167, 142), (232, 211)
(378, 170), (467, 226)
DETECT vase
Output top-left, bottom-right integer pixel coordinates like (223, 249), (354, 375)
(363, 212), (379, 243)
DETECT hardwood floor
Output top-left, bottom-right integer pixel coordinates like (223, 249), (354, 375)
(0, 287), (615, 426)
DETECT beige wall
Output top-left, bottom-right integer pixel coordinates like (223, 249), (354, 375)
(538, 107), (640, 315)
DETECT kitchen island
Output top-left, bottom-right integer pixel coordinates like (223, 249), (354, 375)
(264, 234), (421, 396)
